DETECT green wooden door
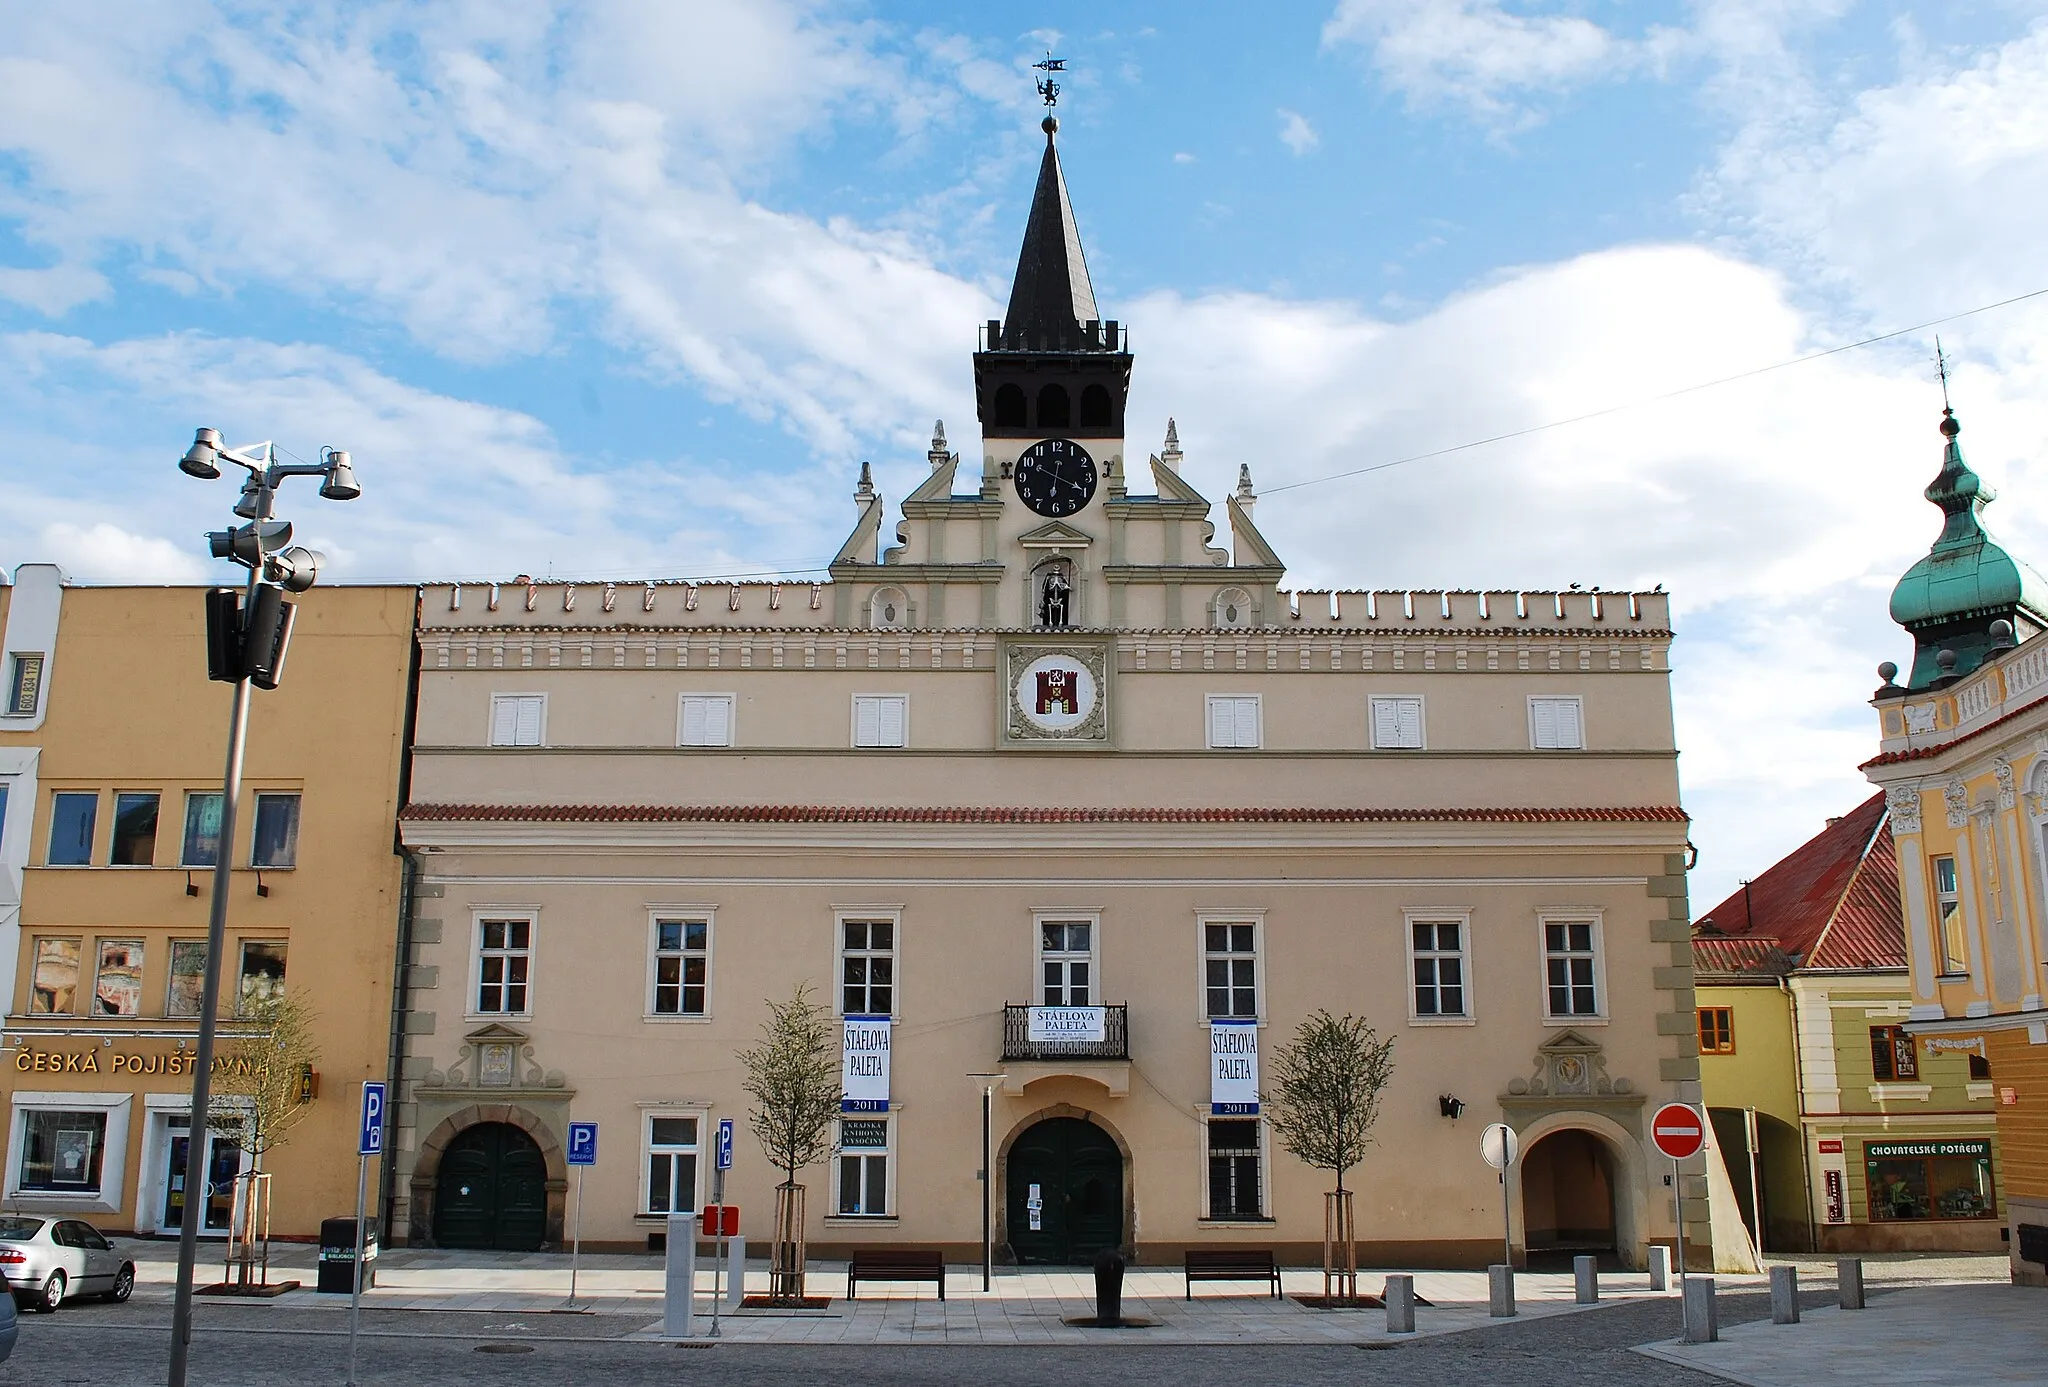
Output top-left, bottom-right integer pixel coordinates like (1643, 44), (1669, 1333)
(433, 1123), (548, 1251)
(1007, 1117), (1122, 1265)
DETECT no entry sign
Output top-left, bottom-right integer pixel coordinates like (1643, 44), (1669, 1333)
(1651, 1102), (1706, 1161)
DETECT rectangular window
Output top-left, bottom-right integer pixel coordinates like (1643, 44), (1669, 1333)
(475, 919), (531, 1015)
(645, 1116), (700, 1214)
(0, 783), (9, 843)
(1204, 921), (1258, 1019)
(1870, 1025), (1919, 1081)
(93, 940), (145, 1017)
(167, 941), (208, 1018)
(1698, 1006), (1735, 1055)
(1969, 1052), (1992, 1081)
(651, 919), (710, 1016)
(1543, 919), (1601, 1017)
(852, 694), (907, 748)
(46, 791), (97, 865)
(489, 694), (545, 747)
(837, 1117), (889, 1216)
(840, 919), (895, 1017)
(677, 694), (735, 748)
(1932, 856), (1967, 973)
(6, 652), (44, 716)
(29, 937), (81, 1014)
(18, 1111), (108, 1193)
(1370, 696), (1425, 750)
(1207, 1118), (1263, 1219)
(1866, 1143), (1995, 1220)
(111, 792), (160, 866)
(251, 793), (300, 868)
(1205, 695), (1261, 749)
(1529, 696), (1585, 750)
(1409, 918), (1468, 1018)
(236, 941), (288, 1014)
(182, 792), (223, 867)
(1039, 920), (1093, 1006)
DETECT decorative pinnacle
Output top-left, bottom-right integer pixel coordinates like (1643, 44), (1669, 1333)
(1164, 417), (1180, 453)
(1236, 463), (1254, 497)
(1937, 338), (1960, 437)
(931, 419), (947, 451)
(856, 459), (874, 498)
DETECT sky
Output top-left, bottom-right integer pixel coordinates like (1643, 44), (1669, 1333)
(4, 1), (2048, 912)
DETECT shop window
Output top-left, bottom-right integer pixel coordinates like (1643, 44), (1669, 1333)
(1040, 919), (1093, 1006)
(30, 937), (81, 1014)
(182, 792), (223, 867)
(167, 941), (208, 1017)
(837, 1117), (889, 1216)
(1932, 856), (1967, 974)
(236, 942), (287, 1013)
(677, 695), (734, 748)
(46, 791), (96, 866)
(1698, 1007), (1735, 1055)
(1204, 921), (1259, 1019)
(1870, 1025), (1918, 1081)
(111, 793), (159, 866)
(840, 919), (895, 1017)
(17, 1111), (108, 1193)
(1543, 918), (1602, 1018)
(1529, 696), (1585, 750)
(1207, 1118), (1263, 1219)
(475, 919), (531, 1015)
(644, 1116), (700, 1214)
(1371, 696), (1425, 750)
(1409, 918), (1468, 1019)
(651, 919), (710, 1017)
(93, 940), (144, 1017)
(489, 693), (545, 747)
(251, 794), (300, 868)
(1866, 1140), (1994, 1220)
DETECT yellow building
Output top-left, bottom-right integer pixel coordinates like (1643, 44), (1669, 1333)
(1863, 401), (2048, 1285)
(1695, 794), (2001, 1255)
(0, 565), (414, 1240)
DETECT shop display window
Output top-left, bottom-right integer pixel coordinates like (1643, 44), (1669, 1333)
(18, 1110), (108, 1193)
(1866, 1141), (1994, 1220)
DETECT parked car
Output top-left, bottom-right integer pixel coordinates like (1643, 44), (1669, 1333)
(0, 1217), (135, 1312)
(0, 1286), (15, 1360)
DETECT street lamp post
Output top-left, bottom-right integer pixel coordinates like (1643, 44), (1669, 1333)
(166, 429), (359, 1387)
(966, 1073), (1005, 1293)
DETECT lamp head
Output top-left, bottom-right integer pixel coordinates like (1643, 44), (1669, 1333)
(318, 449), (360, 501)
(180, 427), (222, 480)
(265, 545), (324, 594)
(231, 475), (268, 520)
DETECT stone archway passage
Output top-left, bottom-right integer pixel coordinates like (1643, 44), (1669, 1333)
(433, 1122), (548, 1251)
(1006, 1116), (1122, 1265)
(1521, 1128), (1618, 1261)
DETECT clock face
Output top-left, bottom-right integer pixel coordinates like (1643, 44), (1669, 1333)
(1014, 438), (1098, 517)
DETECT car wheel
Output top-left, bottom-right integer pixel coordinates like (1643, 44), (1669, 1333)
(106, 1264), (135, 1304)
(36, 1271), (64, 1313)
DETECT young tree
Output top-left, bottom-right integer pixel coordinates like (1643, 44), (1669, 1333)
(208, 992), (321, 1287)
(1263, 1010), (1396, 1299)
(739, 983), (841, 1301)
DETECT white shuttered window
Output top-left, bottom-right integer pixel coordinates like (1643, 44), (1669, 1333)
(677, 694), (734, 747)
(488, 694), (545, 747)
(1529, 696), (1584, 750)
(852, 694), (908, 748)
(1370, 696), (1425, 749)
(1206, 695), (1261, 749)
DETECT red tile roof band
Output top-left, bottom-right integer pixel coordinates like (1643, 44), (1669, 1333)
(404, 803), (1690, 825)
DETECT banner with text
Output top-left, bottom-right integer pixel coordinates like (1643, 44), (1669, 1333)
(1028, 1006), (1106, 1043)
(842, 1017), (891, 1112)
(1209, 1019), (1259, 1115)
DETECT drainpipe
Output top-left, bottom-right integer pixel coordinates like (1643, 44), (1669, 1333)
(379, 591), (425, 1243)
(1781, 974), (1818, 1252)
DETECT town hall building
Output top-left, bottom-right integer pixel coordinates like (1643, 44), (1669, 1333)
(391, 117), (1708, 1269)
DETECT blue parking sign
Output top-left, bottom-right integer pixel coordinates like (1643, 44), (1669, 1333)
(358, 1082), (386, 1156)
(567, 1121), (598, 1166)
(716, 1117), (734, 1171)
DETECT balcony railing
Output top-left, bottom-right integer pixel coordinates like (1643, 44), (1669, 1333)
(1001, 1004), (1130, 1062)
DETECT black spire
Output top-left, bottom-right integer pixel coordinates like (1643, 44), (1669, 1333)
(1001, 123), (1099, 349)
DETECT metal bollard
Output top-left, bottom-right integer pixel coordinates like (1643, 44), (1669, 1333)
(724, 1235), (747, 1313)
(1770, 1264), (1799, 1324)
(1838, 1257), (1865, 1310)
(1648, 1245), (1673, 1291)
(663, 1211), (699, 1338)
(1680, 1276), (1718, 1344)
(1383, 1274), (1416, 1334)
(1488, 1263), (1516, 1318)
(1574, 1255), (1599, 1304)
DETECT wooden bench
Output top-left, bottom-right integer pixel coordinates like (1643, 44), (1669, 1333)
(1183, 1248), (1282, 1300)
(846, 1248), (946, 1300)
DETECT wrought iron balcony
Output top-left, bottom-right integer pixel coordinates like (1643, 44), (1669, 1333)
(1001, 1003), (1130, 1062)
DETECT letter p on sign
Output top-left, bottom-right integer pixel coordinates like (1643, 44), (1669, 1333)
(358, 1082), (386, 1156)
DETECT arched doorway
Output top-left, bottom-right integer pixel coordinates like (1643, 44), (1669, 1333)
(1521, 1128), (1617, 1265)
(433, 1123), (548, 1251)
(1006, 1116), (1122, 1265)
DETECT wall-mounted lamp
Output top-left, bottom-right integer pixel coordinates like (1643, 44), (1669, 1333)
(1438, 1094), (1466, 1119)
(255, 870), (269, 898)
(185, 871), (201, 898)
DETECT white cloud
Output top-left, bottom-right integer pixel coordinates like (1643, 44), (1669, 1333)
(1277, 109), (1321, 156)
(33, 522), (208, 584)
(1173, 151), (1197, 164)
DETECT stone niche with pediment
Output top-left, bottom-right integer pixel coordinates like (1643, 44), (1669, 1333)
(419, 1022), (569, 1095)
(1498, 1029), (1647, 1139)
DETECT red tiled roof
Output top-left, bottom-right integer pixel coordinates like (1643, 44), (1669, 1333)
(403, 803), (1690, 825)
(1861, 692), (2048, 767)
(1692, 791), (1906, 973)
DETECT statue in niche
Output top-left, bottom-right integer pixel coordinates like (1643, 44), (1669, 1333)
(1037, 562), (1072, 628)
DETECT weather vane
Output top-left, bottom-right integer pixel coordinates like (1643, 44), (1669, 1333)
(1936, 336), (1953, 410)
(1033, 53), (1065, 110)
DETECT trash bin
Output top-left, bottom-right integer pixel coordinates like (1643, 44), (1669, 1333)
(317, 1217), (377, 1293)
